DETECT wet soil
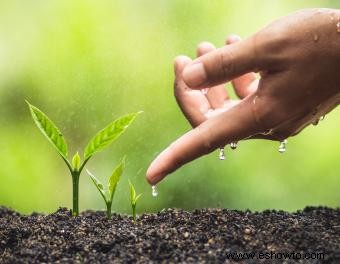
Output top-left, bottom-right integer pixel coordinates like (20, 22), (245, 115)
(0, 206), (339, 263)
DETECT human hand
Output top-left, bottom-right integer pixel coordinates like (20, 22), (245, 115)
(147, 8), (340, 185)
(173, 37), (257, 129)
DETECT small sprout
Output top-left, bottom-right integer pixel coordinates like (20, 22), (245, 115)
(129, 180), (142, 223)
(86, 157), (125, 219)
(27, 100), (140, 216)
(72, 152), (81, 171)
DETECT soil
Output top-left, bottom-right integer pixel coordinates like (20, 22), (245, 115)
(0, 206), (339, 264)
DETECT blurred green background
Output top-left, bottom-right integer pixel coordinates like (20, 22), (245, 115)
(0, 0), (339, 215)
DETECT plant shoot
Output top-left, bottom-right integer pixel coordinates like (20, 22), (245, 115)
(27, 101), (140, 216)
(129, 180), (142, 223)
(86, 157), (125, 218)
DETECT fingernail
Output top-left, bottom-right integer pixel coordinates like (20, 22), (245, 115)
(228, 34), (241, 43)
(146, 162), (162, 185)
(183, 62), (207, 88)
(174, 56), (185, 68)
(174, 56), (192, 73)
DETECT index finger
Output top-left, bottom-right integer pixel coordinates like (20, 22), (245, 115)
(146, 94), (259, 185)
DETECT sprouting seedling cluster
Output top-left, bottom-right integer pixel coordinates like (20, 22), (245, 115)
(86, 157), (125, 219)
(27, 101), (140, 217)
(86, 167), (143, 222)
(129, 180), (142, 223)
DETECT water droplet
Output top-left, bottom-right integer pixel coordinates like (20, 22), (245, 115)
(151, 185), (158, 197)
(230, 142), (238, 150)
(313, 34), (319, 42)
(201, 88), (208, 95)
(252, 95), (258, 105)
(278, 139), (287, 153)
(262, 129), (274, 135)
(312, 115), (325, 126)
(218, 147), (225, 160)
(312, 119), (319, 126)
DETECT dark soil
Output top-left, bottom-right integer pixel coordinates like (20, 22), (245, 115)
(0, 206), (339, 264)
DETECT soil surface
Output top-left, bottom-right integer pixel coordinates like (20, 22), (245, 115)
(0, 206), (339, 263)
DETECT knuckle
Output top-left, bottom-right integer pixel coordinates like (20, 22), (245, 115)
(220, 48), (235, 79)
(166, 144), (180, 169)
(197, 42), (215, 55)
(253, 26), (293, 68)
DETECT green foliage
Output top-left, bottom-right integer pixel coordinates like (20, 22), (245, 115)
(27, 101), (68, 161)
(129, 180), (142, 223)
(87, 169), (106, 202)
(27, 101), (138, 216)
(87, 157), (125, 218)
(108, 157), (125, 202)
(84, 112), (141, 160)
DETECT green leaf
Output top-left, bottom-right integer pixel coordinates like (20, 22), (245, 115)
(108, 157), (125, 203)
(135, 193), (142, 203)
(129, 179), (142, 207)
(84, 112), (140, 160)
(27, 101), (68, 160)
(86, 169), (107, 203)
(72, 152), (81, 171)
(128, 179), (136, 205)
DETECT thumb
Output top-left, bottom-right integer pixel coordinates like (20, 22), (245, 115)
(146, 95), (259, 185)
(182, 36), (259, 89)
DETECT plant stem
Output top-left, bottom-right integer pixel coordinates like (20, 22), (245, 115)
(132, 205), (136, 223)
(69, 158), (89, 217)
(72, 171), (80, 217)
(106, 202), (112, 219)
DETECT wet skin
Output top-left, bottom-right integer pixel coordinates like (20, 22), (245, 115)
(147, 8), (340, 185)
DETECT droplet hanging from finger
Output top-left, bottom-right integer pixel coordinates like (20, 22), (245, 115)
(230, 142), (238, 150)
(218, 147), (225, 160)
(278, 139), (287, 153)
(151, 185), (158, 197)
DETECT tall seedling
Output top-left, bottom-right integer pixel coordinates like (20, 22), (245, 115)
(27, 101), (140, 216)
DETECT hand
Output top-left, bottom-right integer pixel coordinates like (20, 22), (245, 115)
(173, 37), (257, 129)
(147, 8), (340, 185)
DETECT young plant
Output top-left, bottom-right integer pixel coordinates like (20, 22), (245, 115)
(128, 180), (142, 223)
(86, 157), (125, 219)
(27, 101), (140, 216)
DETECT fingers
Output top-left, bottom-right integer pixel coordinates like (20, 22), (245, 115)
(196, 41), (215, 57)
(146, 95), (259, 185)
(226, 35), (258, 99)
(182, 36), (258, 89)
(174, 56), (211, 127)
(196, 42), (229, 109)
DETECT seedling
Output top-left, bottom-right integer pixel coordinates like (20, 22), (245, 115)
(86, 157), (125, 219)
(27, 101), (140, 216)
(129, 180), (142, 223)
